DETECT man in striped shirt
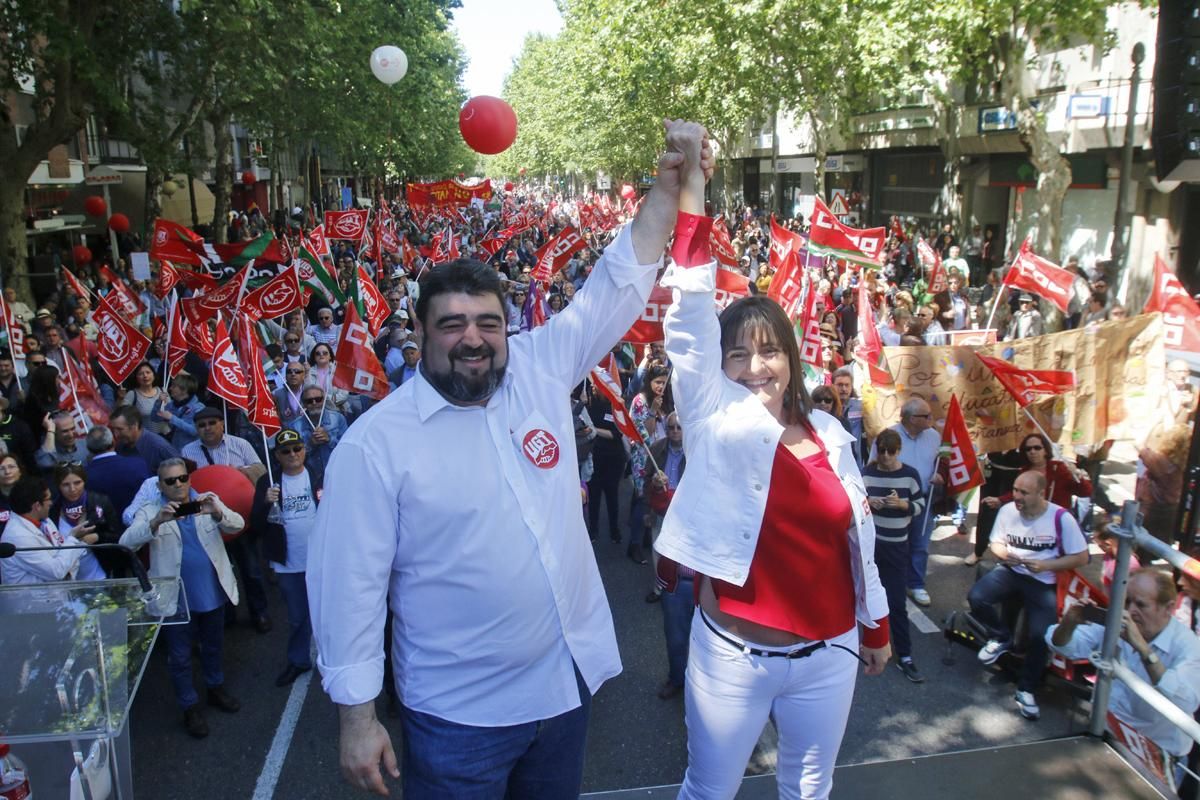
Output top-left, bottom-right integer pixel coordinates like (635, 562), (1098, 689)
(863, 428), (926, 683)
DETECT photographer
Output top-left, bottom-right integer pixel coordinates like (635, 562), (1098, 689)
(120, 457), (244, 739)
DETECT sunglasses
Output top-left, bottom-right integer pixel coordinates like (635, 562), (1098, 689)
(814, 398), (834, 404)
(286, 368), (306, 375)
(285, 338), (299, 344)
(162, 474), (190, 486)
(277, 446), (304, 456)
(878, 447), (898, 455)
(303, 396), (325, 405)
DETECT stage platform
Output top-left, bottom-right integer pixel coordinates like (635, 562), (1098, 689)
(581, 736), (1168, 799)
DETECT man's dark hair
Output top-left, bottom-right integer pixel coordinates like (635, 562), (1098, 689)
(415, 259), (506, 328)
(111, 406), (142, 429)
(10, 476), (50, 515)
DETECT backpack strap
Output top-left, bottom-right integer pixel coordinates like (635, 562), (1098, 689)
(1054, 506), (1067, 556)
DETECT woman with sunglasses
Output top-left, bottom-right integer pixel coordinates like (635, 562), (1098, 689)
(810, 385), (841, 418)
(654, 146), (889, 800)
(981, 432), (1091, 515)
(307, 343), (350, 415)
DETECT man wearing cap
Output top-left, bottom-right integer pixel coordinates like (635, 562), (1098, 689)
(388, 340), (420, 389)
(251, 429), (323, 687)
(1007, 294), (1044, 340)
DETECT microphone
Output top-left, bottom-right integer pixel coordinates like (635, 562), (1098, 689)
(0, 541), (155, 595)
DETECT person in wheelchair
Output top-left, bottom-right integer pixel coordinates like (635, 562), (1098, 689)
(968, 471), (1089, 720)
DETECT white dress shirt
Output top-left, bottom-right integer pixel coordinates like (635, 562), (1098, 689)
(0, 514), (84, 584)
(308, 224), (659, 726)
(1047, 617), (1200, 756)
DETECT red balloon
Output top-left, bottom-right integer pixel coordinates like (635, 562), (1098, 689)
(620, 184), (636, 200)
(241, 170), (257, 185)
(504, 182), (514, 192)
(83, 196), (107, 217)
(189, 464), (255, 542)
(72, 245), (92, 265)
(458, 96), (518, 155)
(107, 213), (130, 234)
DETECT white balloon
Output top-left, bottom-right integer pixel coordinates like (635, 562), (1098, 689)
(370, 45), (408, 85)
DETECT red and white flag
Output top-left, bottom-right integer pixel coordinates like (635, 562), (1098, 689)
(709, 216), (739, 269)
(976, 353), (1075, 408)
(622, 283), (673, 344)
(91, 294), (150, 384)
(853, 282), (892, 385)
(180, 267), (247, 328)
(1003, 239), (1075, 314)
(769, 215), (804, 272)
(941, 395), (984, 494)
(100, 265), (147, 319)
(1143, 253), (1200, 352)
(332, 301), (390, 401)
(240, 265), (305, 322)
(797, 284), (824, 369)
(807, 197), (886, 267)
(207, 317), (250, 410)
(531, 226), (587, 283)
(61, 267), (92, 302)
(766, 250), (805, 320)
(715, 264), (751, 311)
(154, 260), (182, 299)
(149, 218), (207, 266)
(916, 238), (947, 294)
(165, 298), (190, 378)
(237, 315), (282, 435)
(0, 295), (25, 360)
(356, 266), (391, 336)
(323, 210), (369, 242)
(589, 362), (645, 448)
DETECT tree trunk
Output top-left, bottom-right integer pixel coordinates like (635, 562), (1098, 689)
(1018, 110), (1071, 260)
(0, 182), (33, 304)
(209, 109), (234, 243)
(809, 111), (827, 200)
(143, 172), (164, 241)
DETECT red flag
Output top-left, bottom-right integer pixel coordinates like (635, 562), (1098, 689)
(306, 224), (334, 262)
(916, 238), (947, 294)
(715, 264), (751, 311)
(599, 352), (622, 392)
(154, 260), (182, 299)
(100, 265), (147, 318)
(769, 215), (804, 272)
(0, 296), (25, 360)
(589, 363), (645, 448)
(622, 283), (673, 344)
(332, 302), (389, 400)
(1002, 239), (1075, 314)
(853, 282), (892, 385)
(807, 197), (886, 267)
(400, 236), (420, 269)
(175, 266), (218, 293)
(212, 233), (289, 266)
(531, 226), (587, 283)
(941, 395), (984, 494)
(237, 315), (282, 435)
(58, 351), (109, 433)
(324, 210), (369, 242)
(710, 216), (739, 269)
(149, 219), (207, 266)
(356, 266), (390, 336)
(240, 265), (304, 321)
(976, 353), (1075, 408)
(180, 267), (247, 328)
(207, 317), (250, 410)
(797, 285), (824, 369)
(890, 217), (907, 243)
(166, 299), (190, 378)
(91, 294), (151, 384)
(61, 267), (92, 301)
(1143, 253), (1200, 352)
(191, 315), (215, 360)
(766, 251), (805, 320)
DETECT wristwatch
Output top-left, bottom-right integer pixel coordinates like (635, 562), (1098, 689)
(1142, 650), (1160, 666)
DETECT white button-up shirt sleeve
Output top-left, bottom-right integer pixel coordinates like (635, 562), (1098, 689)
(522, 224), (661, 388)
(660, 259), (723, 425)
(307, 448), (397, 706)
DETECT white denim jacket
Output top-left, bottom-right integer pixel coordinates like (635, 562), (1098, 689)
(653, 260), (889, 628)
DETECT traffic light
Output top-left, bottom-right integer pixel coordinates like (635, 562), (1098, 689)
(1153, 0), (1200, 181)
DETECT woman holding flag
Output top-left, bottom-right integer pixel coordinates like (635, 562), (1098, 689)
(653, 131), (889, 800)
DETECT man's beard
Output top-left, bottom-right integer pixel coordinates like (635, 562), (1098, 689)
(423, 342), (506, 404)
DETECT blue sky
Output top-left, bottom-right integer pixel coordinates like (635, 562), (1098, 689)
(451, 0), (563, 98)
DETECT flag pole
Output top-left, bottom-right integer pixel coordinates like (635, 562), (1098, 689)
(984, 281), (1009, 333)
(160, 289), (176, 387)
(1020, 405), (1063, 461)
(63, 354), (91, 432)
(261, 428), (275, 486)
(1, 305), (22, 394)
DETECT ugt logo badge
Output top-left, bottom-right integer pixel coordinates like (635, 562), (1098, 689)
(522, 429), (560, 469)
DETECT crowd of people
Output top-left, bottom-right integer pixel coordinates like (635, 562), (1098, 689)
(0, 116), (1198, 800)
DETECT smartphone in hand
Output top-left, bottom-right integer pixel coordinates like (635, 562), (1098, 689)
(173, 501), (203, 517)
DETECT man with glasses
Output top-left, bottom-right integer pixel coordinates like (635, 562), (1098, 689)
(282, 331), (308, 365)
(969, 471), (1088, 721)
(275, 361), (310, 426)
(35, 411), (90, 472)
(285, 386), (346, 478)
(307, 308), (342, 348)
(121, 457), (245, 738)
(874, 397), (943, 607)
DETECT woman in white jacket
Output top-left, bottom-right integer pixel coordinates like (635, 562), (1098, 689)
(653, 145), (891, 800)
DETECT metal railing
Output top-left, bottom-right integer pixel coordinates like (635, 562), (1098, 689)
(1086, 500), (1200, 753)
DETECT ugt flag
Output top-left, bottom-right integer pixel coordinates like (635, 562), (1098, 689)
(941, 395), (983, 494)
(976, 353), (1074, 408)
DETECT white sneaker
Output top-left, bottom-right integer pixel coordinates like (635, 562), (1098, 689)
(908, 588), (931, 607)
(1014, 690), (1040, 720)
(977, 639), (1010, 665)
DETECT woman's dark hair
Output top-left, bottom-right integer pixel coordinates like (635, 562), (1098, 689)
(639, 364), (670, 407)
(124, 361), (159, 390)
(54, 462), (87, 486)
(810, 385), (841, 417)
(29, 365), (60, 405)
(310, 343), (334, 361)
(1019, 432), (1054, 465)
(874, 428), (901, 456)
(415, 259), (507, 329)
(718, 295), (812, 424)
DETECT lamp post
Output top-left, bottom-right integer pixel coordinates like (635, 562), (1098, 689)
(1110, 42), (1146, 285)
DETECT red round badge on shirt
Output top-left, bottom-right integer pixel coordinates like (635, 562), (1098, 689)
(522, 429), (560, 469)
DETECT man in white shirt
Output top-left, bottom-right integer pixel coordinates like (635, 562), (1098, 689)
(308, 120), (713, 797)
(0, 476), (102, 583)
(1049, 569), (1200, 758)
(306, 307), (341, 347)
(970, 471), (1089, 721)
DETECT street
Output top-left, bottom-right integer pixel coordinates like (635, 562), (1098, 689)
(128, 460), (1137, 799)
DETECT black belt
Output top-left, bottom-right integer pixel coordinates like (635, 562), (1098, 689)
(698, 607), (868, 665)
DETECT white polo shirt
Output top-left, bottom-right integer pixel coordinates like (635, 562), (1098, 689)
(308, 224), (658, 725)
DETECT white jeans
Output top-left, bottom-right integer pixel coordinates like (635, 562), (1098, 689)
(678, 609), (859, 800)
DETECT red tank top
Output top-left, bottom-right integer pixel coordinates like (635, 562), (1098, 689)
(713, 442), (857, 641)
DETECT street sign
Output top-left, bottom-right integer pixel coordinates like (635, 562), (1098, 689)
(828, 190), (850, 217)
(85, 166), (123, 186)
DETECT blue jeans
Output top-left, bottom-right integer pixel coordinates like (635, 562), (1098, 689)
(399, 666), (591, 799)
(907, 492), (937, 590)
(661, 575), (694, 687)
(876, 539), (912, 659)
(163, 607), (225, 709)
(967, 565), (1058, 692)
(276, 571), (312, 669)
